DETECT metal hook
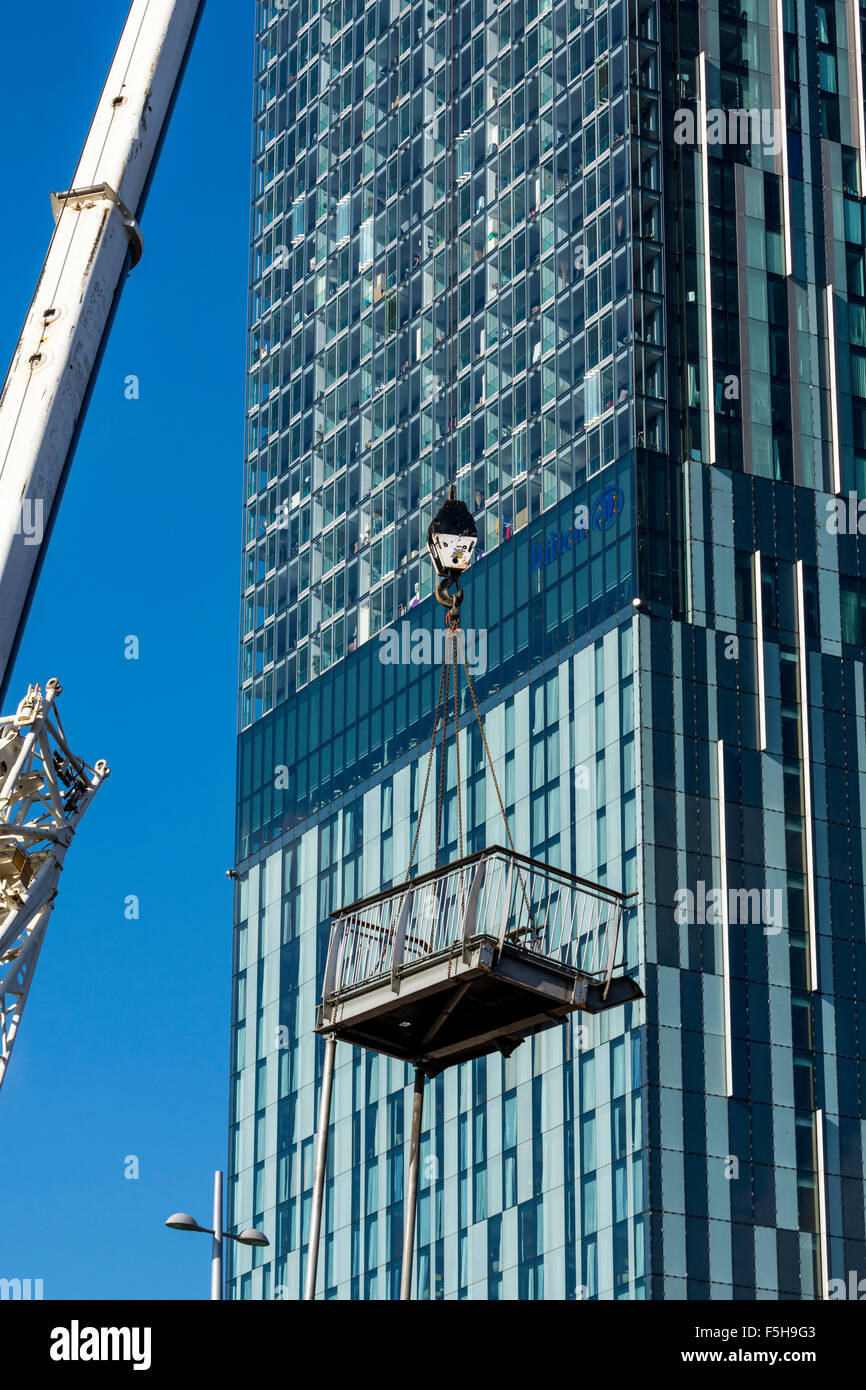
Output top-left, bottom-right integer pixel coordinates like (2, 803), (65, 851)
(434, 575), (464, 616)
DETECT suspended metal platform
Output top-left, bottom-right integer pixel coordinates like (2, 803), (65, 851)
(316, 846), (640, 1071)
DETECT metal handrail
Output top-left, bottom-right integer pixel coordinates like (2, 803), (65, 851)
(328, 844), (636, 919)
(322, 848), (635, 1002)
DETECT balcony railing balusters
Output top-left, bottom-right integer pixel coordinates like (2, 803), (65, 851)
(324, 847), (635, 1002)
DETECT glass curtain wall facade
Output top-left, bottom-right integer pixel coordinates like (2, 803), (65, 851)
(228, 0), (866, 1299)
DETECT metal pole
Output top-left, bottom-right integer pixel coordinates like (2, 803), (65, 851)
(400, 1067), (426, 1300)
(211, 1170), (223, 1301)
(304, 1033), (337, 1301)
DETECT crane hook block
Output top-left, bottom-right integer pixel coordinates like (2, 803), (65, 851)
(428, 489), (476, 616)
(427, 486), (477, 606)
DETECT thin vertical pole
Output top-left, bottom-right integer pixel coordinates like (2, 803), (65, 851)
(400, 1067), (426, 1300)
(211, 1170), (223, 1301)
(304, 1033), (337, 1301)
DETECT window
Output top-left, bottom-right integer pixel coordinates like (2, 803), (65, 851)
(818, 50), (837, 93)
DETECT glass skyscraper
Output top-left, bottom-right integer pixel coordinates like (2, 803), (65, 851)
(228, 0), (866, 1299)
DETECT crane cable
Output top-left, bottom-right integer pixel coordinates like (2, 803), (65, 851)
(401, 598), (535, 940)
(404, 642), (449, 882)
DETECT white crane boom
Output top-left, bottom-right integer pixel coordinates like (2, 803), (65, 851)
(0, 0), (205, 704)
(0, 0), (205, 1089)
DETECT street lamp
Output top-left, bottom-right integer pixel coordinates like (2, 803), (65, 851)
(166, 1170), (268, 1300)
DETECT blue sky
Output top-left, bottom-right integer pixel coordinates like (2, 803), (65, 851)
(0, 0), (252, 1298)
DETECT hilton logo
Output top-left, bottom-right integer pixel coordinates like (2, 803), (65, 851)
(530, 485), (624, 573)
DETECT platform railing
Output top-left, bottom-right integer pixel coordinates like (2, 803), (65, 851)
(322, 846), (635, 1003)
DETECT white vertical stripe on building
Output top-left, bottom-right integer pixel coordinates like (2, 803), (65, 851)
(796, 561), (819, 992)
(849, 0), (866, 195)
(716, 739), (733, 1097)
(826, 287), (842, 494)
(815, 1106), (830, 1299)
(699, 52), (717, 466)
(774, 0), (793, 275)
(754, 551), (768, 751)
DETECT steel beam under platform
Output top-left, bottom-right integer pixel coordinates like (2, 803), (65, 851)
(315, 934), (641, 1073)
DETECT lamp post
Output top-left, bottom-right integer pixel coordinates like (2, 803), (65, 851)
(166, 1170), (269, 1300)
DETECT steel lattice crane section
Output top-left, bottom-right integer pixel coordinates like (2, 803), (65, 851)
(0, 680), (108, 1093)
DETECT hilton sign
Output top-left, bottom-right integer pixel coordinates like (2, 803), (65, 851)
(530, 484), (624, 573)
